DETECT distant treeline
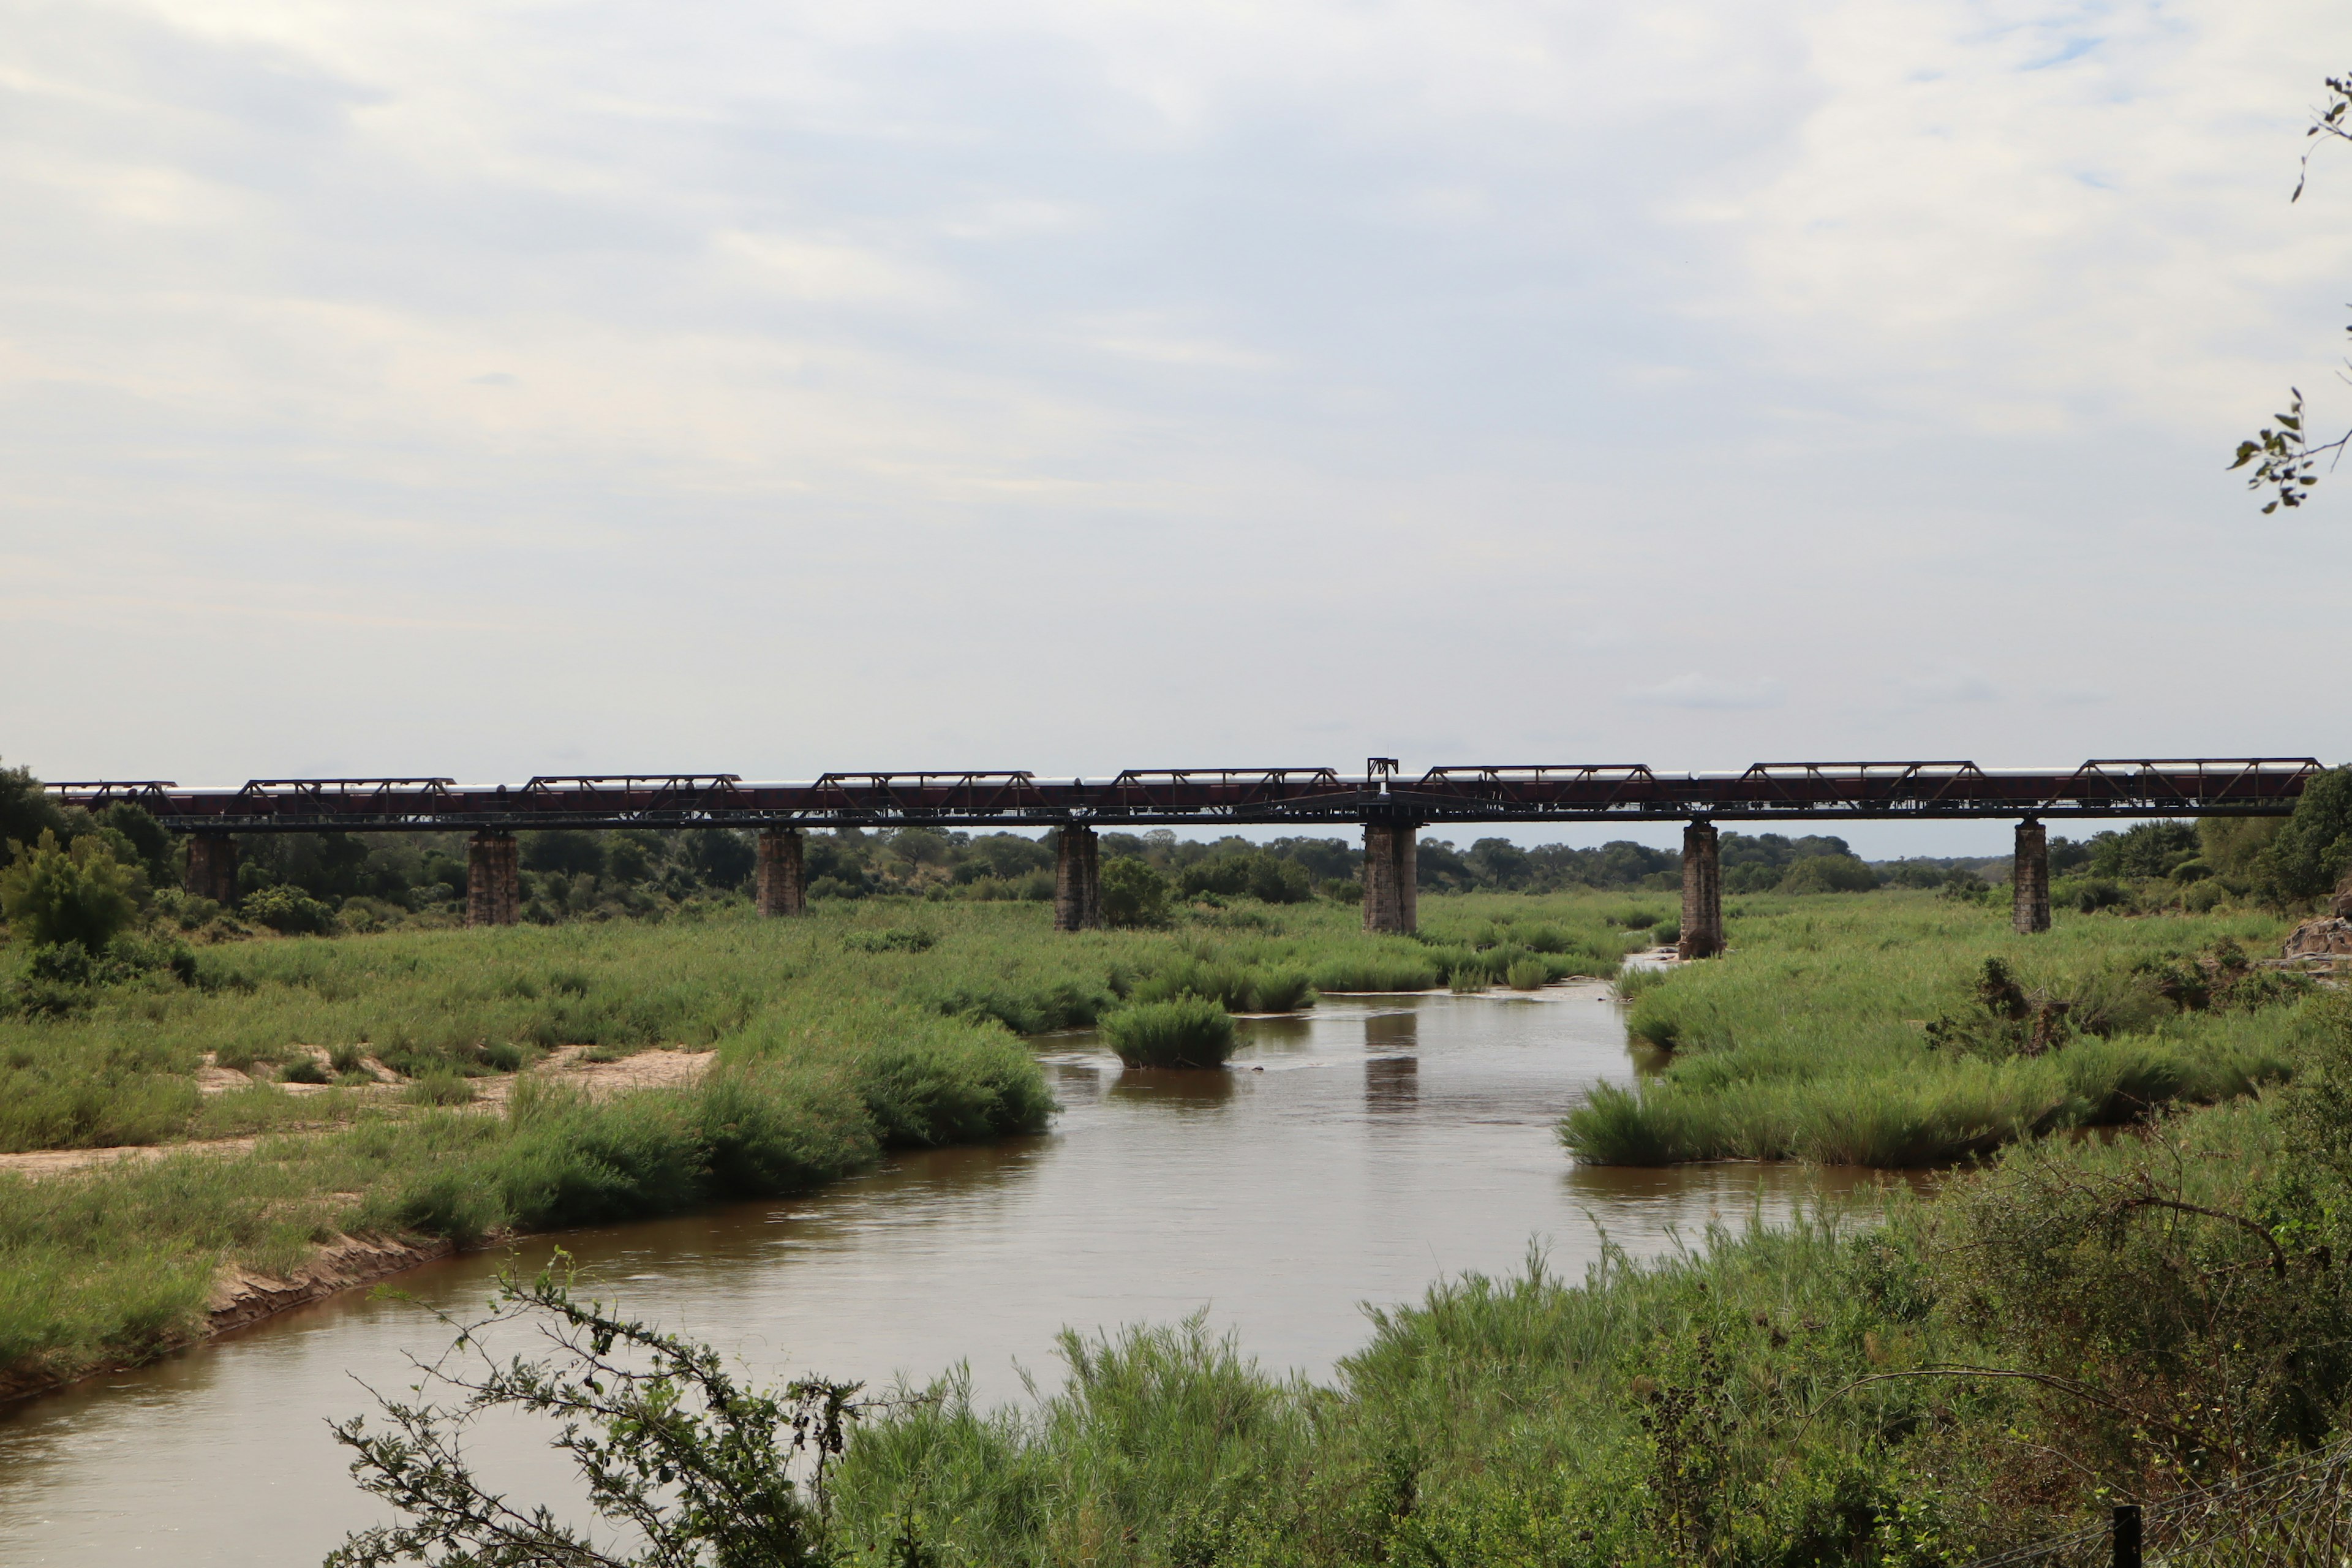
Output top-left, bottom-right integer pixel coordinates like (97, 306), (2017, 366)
(12, 757), (2352, 933)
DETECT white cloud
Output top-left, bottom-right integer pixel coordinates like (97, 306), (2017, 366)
(2, 0), (2350, 788)
(1624, 674), (1788, 711)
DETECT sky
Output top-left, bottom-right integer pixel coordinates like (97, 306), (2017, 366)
(3, 0), (2350, 858)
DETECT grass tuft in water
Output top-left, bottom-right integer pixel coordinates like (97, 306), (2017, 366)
(1101, 998), (1236, 1069)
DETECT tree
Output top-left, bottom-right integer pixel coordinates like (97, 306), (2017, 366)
(686, 829), (755, 890)
(2086, 821), (2199, 880)
(2233, 74), (2352, 511)
(2261, 766), (2352, 900)
(522, 829), (606, 878)
(1101, 856), (1170, 927)
(0, 831), (140, 949)
(0, 760), (66, 853)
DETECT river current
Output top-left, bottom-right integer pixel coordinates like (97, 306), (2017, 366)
(0, 986), (1857, 1565)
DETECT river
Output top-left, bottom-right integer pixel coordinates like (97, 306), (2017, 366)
(0, 984), (1861, 1565)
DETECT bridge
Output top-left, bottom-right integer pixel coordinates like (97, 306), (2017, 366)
(43, 758), (2323, 957)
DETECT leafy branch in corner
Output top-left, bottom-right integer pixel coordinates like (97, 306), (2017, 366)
(2234, 74), (2352, 513)
(325, 1252), (905, 1568)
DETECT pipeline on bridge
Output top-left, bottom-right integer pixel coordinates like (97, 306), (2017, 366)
(42, 757), (2324, 951)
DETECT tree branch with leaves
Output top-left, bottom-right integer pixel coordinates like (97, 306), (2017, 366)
(326, 1254), (895, 1568)
(2233, 74), (2352, 512)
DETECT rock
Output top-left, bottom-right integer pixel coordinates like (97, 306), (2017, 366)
(2284, 917), (2352, 958)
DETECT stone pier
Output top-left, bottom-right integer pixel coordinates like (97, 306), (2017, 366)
(1362, 821), (1419, 935)
(1679, 821), (1724, 959)
(1053, 824), (1102, 931)
(755, 828), (807, 917)
(466, 831), (521, 927)
(2013, 818), (2052, 935)
(184, 834), (239, 906)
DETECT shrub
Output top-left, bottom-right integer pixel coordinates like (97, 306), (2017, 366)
(1101, 998), (1235, 1069)
(0, 832), (140, 950)
(1175, 851), (1314, 905)
(1506, 957), (1550, 990)
(279, 1054), (330, 1085)
(1101, 858), (1171, 929)
(2064, 877), (2128, 913)
(1652, 918), (1680, 948)
(244, 885), (336, 935)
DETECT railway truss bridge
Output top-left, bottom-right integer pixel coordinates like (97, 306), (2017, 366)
(45, 758), (2323, 958)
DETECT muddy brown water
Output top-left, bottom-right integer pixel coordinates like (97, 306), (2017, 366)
(0, 987), (1885, 1565)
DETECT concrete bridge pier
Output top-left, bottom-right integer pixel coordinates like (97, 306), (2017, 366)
(1054, 824), (1102, 931)
(184, 834), (238, 906)
(1679, 821), (1724, 960)
(2013, 818), (2052, 934)
(1363, 822), (1419, 935)
(755, 828), (807, 916)
(467, 831), (521, 927)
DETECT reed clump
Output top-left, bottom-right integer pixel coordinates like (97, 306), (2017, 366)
(1100, 998), (1235, 1069)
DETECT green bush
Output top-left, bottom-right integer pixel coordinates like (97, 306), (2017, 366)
(1506, 957), (1550, 990)
(1175, 851), (1314, 905)
(280, 1054), (330, 1085)
(244, 884), (336, 935)
(1101, 858), (1171, 929)
(0, 832), (140, 950)
(1101, 998), (1235, 1069)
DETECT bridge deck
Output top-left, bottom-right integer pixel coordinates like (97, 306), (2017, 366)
(40, 759), (2324, 832)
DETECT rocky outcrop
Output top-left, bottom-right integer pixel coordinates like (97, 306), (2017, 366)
(2283, 916), (2352, 959)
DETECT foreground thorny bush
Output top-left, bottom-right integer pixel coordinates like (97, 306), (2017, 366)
(332, 1258), (864, 1568)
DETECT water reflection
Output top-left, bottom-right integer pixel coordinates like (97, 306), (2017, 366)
(1363, 1054), (1419, 1113)
(1362, 1010), (1419, 1052)
(1106, 1065), (1239, 1109)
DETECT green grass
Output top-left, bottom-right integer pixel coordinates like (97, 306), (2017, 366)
(1100, 998), (1237, 1068)
(1562, 894), (2306, 1166)
(0, 987), (1054, 1389)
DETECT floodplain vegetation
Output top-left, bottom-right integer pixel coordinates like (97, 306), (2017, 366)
(309, 831), (2352, 1568)
(1567, 895), (2310, 1167)
(336, 892), (2352, 1568)
(0, 880), (1639, 1399)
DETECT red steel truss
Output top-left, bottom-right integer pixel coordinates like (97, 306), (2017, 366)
(38, 758), (2323, 833)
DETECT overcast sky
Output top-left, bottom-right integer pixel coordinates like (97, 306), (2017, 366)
(4, 1), (2349, 856)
